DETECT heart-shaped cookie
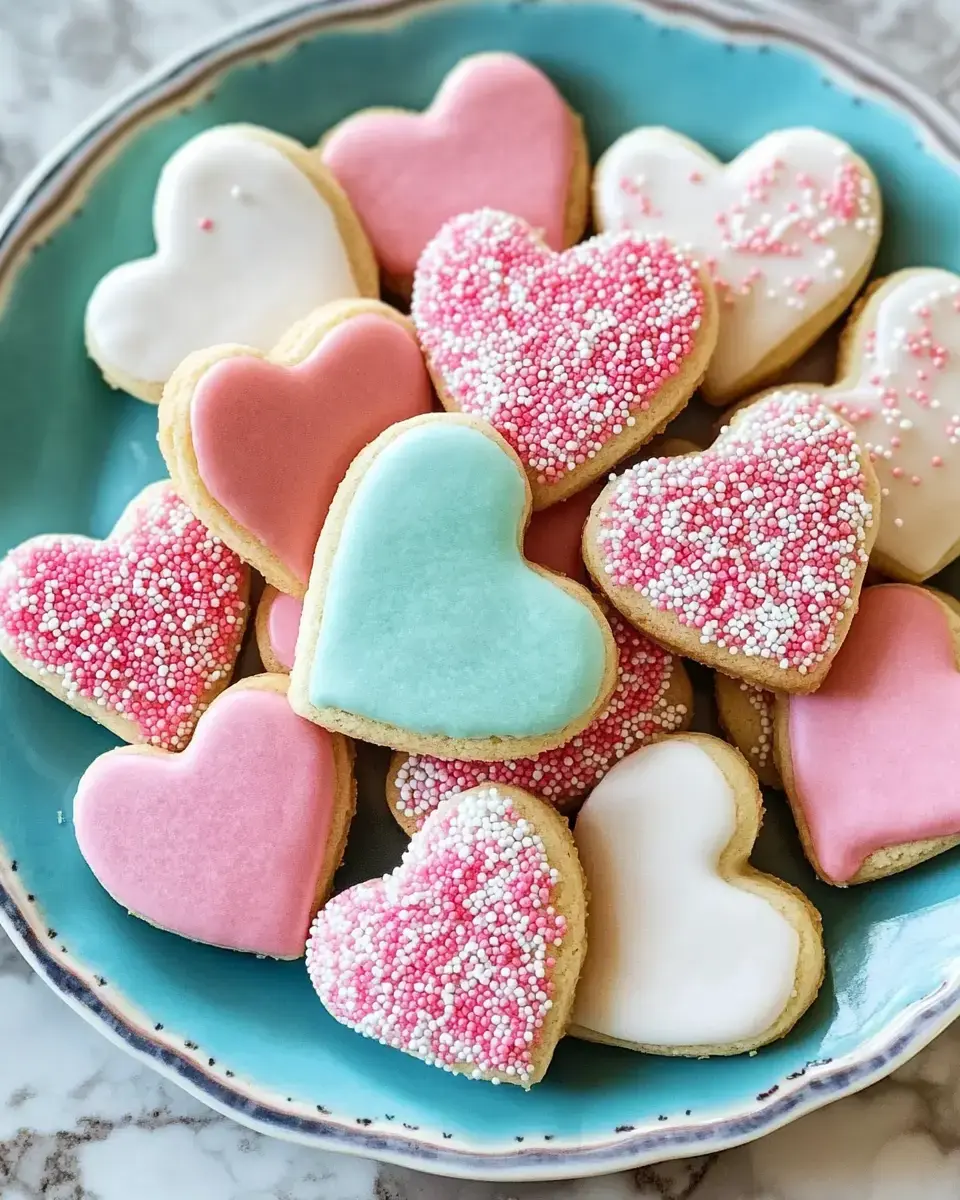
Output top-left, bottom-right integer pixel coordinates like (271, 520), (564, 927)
(322, 52), (589, 293)
(306, 782), (586, 1086)
(594, 128), (881, 403)
(0, 482), (249, 749)
(411, 209), (717, 507)
(159, 300), (434, 595)
(570, 735), (823, 1055)
(755, 269), (960, 582)
(256, 586), (302, 674)
(387, 608), (691, 833)
(776, 584), (960, 884)
(586, 391), (879, 691)
(85, 125), (379, 403)
(289, 414), (617, 760)
(714, 675), (780, 789)
(74, 675), (354, 957)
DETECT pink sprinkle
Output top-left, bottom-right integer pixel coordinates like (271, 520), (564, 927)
(198, 217), (215, 232)
(394, 613), (685, 829)
(0, 485), (247, 749)
(689, 170), (704, 184)
(306, 787), (566, 1084)
(412, 210), (705, 485)
(933, 456), (944, 467)
(595, 393), (873, 674)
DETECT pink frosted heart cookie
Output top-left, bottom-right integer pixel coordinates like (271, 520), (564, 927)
(586, 391), (880, 692)
(85, 125), (379, 404)
(776, 584), (960, 884)
(74, 675), (355, 957)
(594, 128), (881, 403)
(306, 783), (586, 1086)
(387, 609), (691, 833)
(411, 209), (718, 507)
(0, 482), (249, 749)
(256, 586), (302, 673)
(321, 53), (589, 294)
(160, 299), (434, 596)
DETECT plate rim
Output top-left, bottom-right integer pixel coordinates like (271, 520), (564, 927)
(3, 0), (960, 1180)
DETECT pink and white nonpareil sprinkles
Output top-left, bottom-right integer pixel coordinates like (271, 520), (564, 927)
(394, 614), (685, 828)
(596, 393), (874, 672)
(0, 485), (247, 749)
(411, 208), (706, 484)
(306, 787), (566, 1084)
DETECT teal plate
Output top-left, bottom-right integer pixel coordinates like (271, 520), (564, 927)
(4, 0), (960, 1181)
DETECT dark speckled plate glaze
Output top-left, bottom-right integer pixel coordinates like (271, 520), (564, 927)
(4, 0), (960, 1181)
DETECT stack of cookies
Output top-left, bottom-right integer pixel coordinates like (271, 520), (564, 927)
(3, 52), (958, 1089)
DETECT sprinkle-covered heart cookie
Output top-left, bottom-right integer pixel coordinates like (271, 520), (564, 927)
(74, 675), (354, 957)
(290, 414), (617, 760)
(159, 299), (434, 595)
(387, 609), (691, 833)
(754, 269), (960, 582)
(85, 125), (379, 404)
(714, 675), (780, 789)
(306, 783), (586, 1086)
(570, 735), (823, 1055)
(594, 128), (881, 404)
(776, 584), (960, 884)
(411, 209), (717, 507)
(0, 482), (249, 749)
(322, 52), (589, 294)
(586, 391), (879, 692)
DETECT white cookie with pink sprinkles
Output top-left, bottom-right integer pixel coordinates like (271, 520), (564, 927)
(411, 208), (718, 507)
(386, 609), (692, 834)
(0, 481), (249, 749)
(585, 391), (880, 693)
(306, 783), (586, 1087)
(594, 128), (881, 404)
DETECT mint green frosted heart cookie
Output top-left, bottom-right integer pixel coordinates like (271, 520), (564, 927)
(289, 415), (615, 761)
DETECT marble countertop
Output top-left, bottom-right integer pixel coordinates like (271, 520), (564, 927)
(4, 0), (960, 1196)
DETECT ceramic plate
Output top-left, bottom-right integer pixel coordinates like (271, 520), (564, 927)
(4, 0), (960, 1182)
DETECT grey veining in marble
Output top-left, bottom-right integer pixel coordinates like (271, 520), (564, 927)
(4, 1), (960, 1196)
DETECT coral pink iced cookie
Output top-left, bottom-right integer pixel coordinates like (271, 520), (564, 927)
(306, 783), (586, 1085)
(74, 675), (355, 957)
(569, 735), (823, 1055)
(0, 482), (248, 749)
(159, 299), (433, 596)
(753, 268), (960, 582)
(714, 676), (780, 789)
(594, 128), (881, 404)
(412, 209), (718, 507)
(321, 53), (589, 295)
(256, 586), (302, 673)
(776, 584), (960, 884)
(85, 125), (379, 404)
(387, 609), (692, 833)
(585, 391), (879, 692)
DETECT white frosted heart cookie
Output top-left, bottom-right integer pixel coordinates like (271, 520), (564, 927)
(594, 128), (881, 404)
(85, 125), (379, 403)
(570, 735), (823, 1056)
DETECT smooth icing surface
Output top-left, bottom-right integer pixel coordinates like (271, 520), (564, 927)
(307, 785), (569, 1082)
(267, 591), (302, 672)
(74, 687), (338, 957)
(0, 484), (247, 749)
(786, 584), (960, 883)
(824, 269), (960, 577)
(412, 210), (706, 485)
(596, 128), (879, 396)
(572, 740), (800, 1046)
(522, 482), (601, 583)
(309, 422), (608, 737)
(595, 392), (874, 674)
(191, 312), (433, 585)
(86, 127), (360, 384)
(322, 53), (575, 279)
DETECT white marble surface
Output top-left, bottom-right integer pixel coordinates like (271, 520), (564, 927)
(4, 0), (960, 1196)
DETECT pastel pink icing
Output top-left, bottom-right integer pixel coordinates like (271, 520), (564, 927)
(191, 313), (433, 586)
(74, 687), (339, 957)
(786, 584), (960, 883)
(266, 591), (302, 671)
(322, 53), (576, 279)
